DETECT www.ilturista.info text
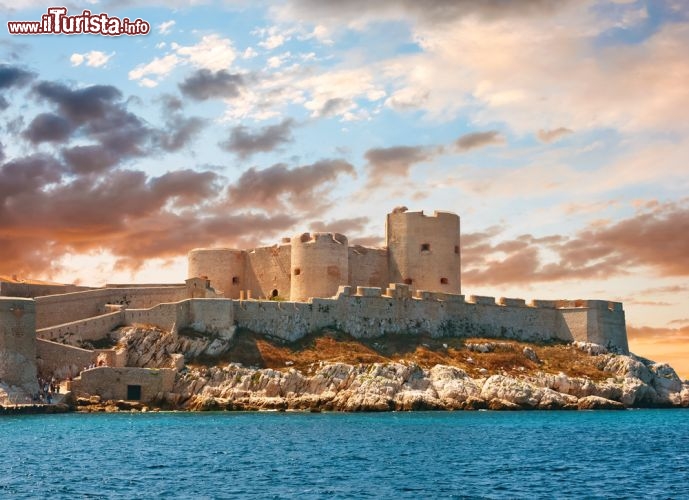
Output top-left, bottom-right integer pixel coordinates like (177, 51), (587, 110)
(7, 7), (150, 36)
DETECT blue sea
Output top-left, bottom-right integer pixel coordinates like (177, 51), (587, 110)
(1, 410), (688, 499)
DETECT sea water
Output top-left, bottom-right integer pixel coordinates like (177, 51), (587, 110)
(1, 410), (688, 499)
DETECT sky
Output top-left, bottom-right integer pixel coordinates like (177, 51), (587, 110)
(0, 0), (687, 375)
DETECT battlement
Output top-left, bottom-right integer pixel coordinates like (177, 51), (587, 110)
(389, 208), (459, 221)
(294, 232), (348, 245)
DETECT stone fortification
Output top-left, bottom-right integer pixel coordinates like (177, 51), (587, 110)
(386, 208), (461, 294)
(30, 286), (626, 353)
(290, 232), (348, 302)
(34, 286), (188, 329)
(187, 208), (459, 301)
(230, 286), (628, 353)
(0, 298), (39, 399)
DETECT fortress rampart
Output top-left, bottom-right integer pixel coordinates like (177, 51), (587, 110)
(0, 298), (39, 396)
(4, 285), (628, 356)
(34, 286), (188, 329)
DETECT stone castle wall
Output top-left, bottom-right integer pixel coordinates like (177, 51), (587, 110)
(37, 310), (125, 343)
(348, 246), (388, 289)
(34, 286), (187, 329)
(90, 287), (625, 352)
(0, 298), (39, 396)
(227, 287), (627, 353)
(245, 244), (291, 300)
(35, 339), (96, 379)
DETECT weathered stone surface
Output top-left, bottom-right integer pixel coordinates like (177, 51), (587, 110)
(488, 398), (522, 411)
(577, 395), (625, 410)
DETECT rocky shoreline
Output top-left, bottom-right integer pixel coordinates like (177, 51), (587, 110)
(75, 325), (689, 413)
(27, 326), (689, 414)
(168, 356), (689, 412)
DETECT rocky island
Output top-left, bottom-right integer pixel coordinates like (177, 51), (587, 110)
(1, 209), (687, 413)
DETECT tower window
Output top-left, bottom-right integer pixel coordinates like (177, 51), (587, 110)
(440, 277), (449, 285)
(294, 268), (301, 275)
(454, 245), (460, 254)
(232, 276), (240, 285)
(404, 278), (413, 285)
(421, 243), (431, 252)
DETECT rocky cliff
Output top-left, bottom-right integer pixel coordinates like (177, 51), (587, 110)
(105, 325), (689, 412)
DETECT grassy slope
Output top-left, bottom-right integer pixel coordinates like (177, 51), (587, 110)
(189, 329), (612, 382)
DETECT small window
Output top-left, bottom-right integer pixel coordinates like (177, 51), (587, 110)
(440, 277), (448, 285)
(294, 268), (301, 275)
(271, 289), (279, 298)
(421, 243), (431, 252)
(127, 385), (142, 401)
(454, 245), (460, 254)
(232, 276), (240, 285)
(404, 278), (413, 285)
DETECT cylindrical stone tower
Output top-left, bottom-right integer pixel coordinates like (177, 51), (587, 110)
(290, 232), (349, 302)
(188, 248), (245, 299)
(0, 298), (39, 400)
(386, 208), (461, 294)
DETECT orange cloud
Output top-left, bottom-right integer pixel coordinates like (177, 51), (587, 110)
(463, 200), (689, 286)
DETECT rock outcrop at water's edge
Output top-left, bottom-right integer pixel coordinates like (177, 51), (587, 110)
(95, 326), (689, 412)
(163, 358), (689, 412)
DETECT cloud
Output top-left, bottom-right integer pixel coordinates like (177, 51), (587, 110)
(300, 67), (386, 120)
(172, 34), (236, 72)
(30, 78), (207, 170)
(455, 130), (505, 151)
(178, 69), (245, 101)
(0, 69), (303, 280)
(70, 51), (115, 68)
(310, 216), (370, 235)
(227, 159), (356, 211)
(363, 145), (435, 188)
(537, 127), (573, 143)
(22, 113), (74, 144)
(0, 64), (34, 89)
(32, 81), (123, 125)
(157, 20), (176, 35)
(462, 200), (689, 287)
(277, 0), (570, 27)
(154, 116), (205, 152)
(128, 54), (180, 87)
(31, 81), (155, 168)
(129, 35), (237, 87)
(0, 160), (235, 276)
(219, 118), (295, 159)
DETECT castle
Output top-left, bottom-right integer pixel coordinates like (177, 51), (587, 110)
(188, 207), (461, 301)
(0, 208), (628, 405)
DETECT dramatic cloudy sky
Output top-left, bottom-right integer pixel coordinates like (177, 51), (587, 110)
(1, 1), (687, 374)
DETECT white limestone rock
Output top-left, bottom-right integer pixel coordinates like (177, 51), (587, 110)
(577, 395), (625, 410)
(572, 342), (609, 356)
(604, 356), (653, 383)
(429, 365), (481, 402)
